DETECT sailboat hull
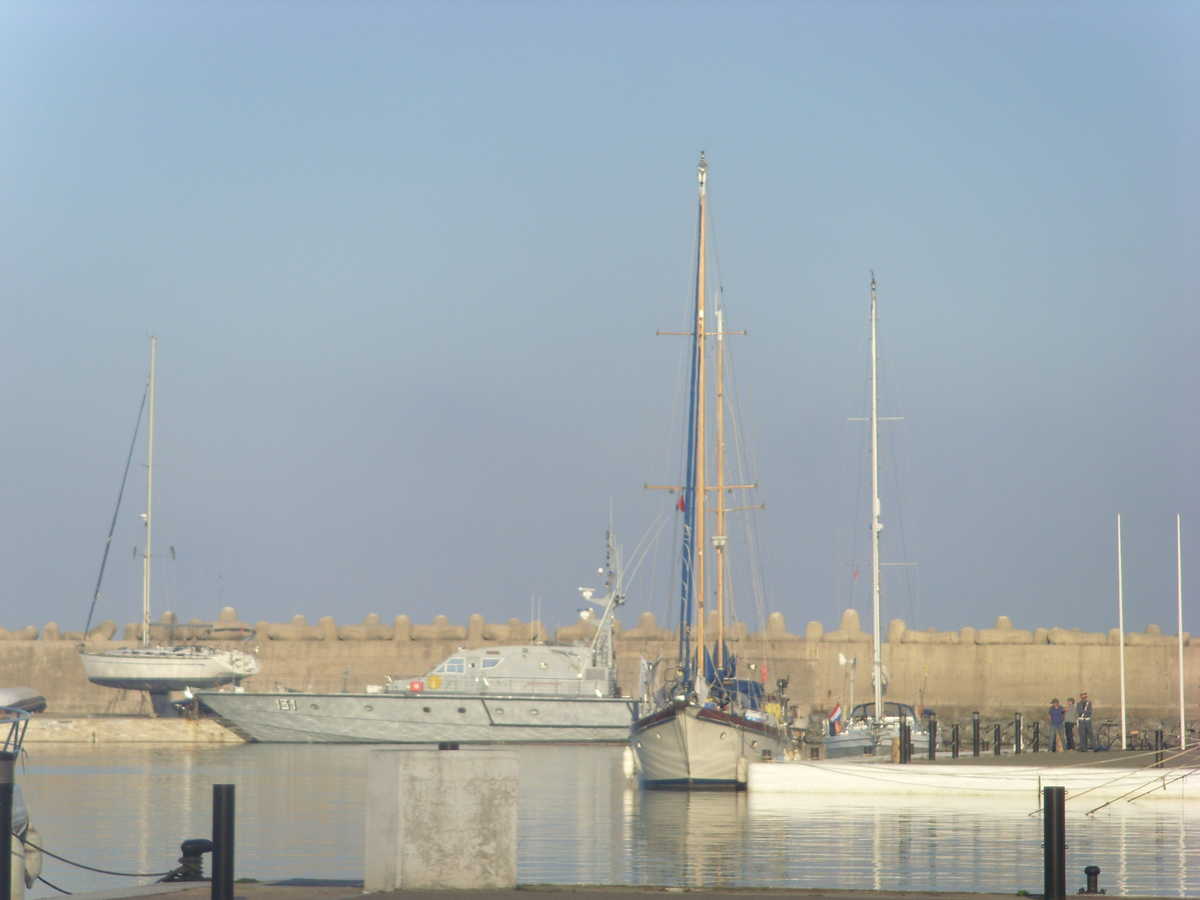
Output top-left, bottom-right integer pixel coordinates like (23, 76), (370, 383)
(631, 702), (789, 789)
(80, 646), (259, 692)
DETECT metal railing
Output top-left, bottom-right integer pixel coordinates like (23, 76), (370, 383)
(0, 708), (30, 755)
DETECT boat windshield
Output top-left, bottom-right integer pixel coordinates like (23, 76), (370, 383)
(849, 701), (917, 721)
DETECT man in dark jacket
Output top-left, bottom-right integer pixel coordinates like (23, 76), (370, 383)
(1063, 696), (1077, 749)
(1076, 692), (1094, 751)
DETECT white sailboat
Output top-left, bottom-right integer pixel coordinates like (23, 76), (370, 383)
(630, 155), (791, 788)
(80, 337), (258, 708)
(819, 275), (925, 757)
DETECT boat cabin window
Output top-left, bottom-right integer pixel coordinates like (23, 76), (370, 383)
(439, 657), (465, 674)
(481, 658), (502, 669)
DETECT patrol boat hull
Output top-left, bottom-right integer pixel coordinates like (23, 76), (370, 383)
(196, 690), (637, 743)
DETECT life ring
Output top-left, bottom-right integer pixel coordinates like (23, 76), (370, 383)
(408, 680), (425, 693)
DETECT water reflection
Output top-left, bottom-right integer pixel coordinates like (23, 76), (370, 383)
(16, 744), (1198, 899)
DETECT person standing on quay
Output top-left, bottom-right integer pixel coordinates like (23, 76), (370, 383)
(1076, 692), (1094, 751)
(1049, 698), (1066, 752)
(1063, 695), (1077, 749)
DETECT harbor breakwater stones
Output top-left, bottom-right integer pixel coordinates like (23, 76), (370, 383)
(365, 749), (518, 891)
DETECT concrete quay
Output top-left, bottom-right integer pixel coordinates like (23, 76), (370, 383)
(61, 884), (1182, 900)
(23, 716), (244, 743)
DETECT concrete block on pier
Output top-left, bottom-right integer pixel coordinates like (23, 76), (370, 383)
(365, 749), (517, 891)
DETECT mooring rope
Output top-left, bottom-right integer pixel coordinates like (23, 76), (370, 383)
(16, 832), (172, 878)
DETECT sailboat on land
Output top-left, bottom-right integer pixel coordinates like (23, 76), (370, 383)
(79, 337), (258, 709)
(630, 155), (792, 788)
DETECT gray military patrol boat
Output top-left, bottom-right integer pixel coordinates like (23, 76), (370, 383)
(196, 533), (638, 743)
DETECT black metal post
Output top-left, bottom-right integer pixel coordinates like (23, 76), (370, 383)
(952, 723), (960, 758)
(972, 710), (981, 756)
(994, 723), (1002, 756)
(1155, 729), (1164, 768)
(1043, 786), (1066, 900)
(928, 716), (937, 760)
(1033, 721), (1041, 752)
(1083, 865), (1102, 894)
(212, 784), (235, 900)
(1015, 712), (1023, 754)
(0, 751), (14, 900)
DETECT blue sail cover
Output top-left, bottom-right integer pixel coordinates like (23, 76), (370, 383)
(702, 644), (764, 710)
(676, 234), (703, 687)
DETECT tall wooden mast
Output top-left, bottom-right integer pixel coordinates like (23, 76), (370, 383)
(692, 153), (708, 683)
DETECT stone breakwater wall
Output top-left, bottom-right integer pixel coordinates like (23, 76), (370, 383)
(4, 607), (1196, 722)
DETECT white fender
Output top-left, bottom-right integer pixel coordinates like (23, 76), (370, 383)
(23, 825), (42, 889)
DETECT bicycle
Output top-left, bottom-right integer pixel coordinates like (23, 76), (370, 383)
(1086, 719), (1119, 751)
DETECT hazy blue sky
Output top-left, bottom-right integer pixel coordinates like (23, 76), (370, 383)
(2, 2), (1194, 639)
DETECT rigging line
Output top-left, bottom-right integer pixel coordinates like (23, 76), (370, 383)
(722, 330), (771, 658)
(840, 329), (872, 622)
(1085, 766), (1199, 815)
(625, 510), (671, 591)
(878, 351), (919, 627)
(17, 834), (172, 878)
(1118, 767), (1199, 805)
(83, 385), (148, 638)
(846, 380), (870, 618)
(38, 874), (72, 895)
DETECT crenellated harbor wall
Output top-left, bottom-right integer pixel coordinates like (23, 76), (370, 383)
(3, 607), (1195, 724)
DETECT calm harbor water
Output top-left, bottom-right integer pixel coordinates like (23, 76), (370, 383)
(16, 743), (1198, 898)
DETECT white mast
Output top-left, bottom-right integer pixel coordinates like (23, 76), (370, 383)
(1178, 514), (1186, 747)
(870, 275), (883, 721)
(1117, 513), (1127, 750)
(142, 336), (157, 649)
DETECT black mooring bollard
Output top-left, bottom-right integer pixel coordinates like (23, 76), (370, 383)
(972, 711), (980, 757)
(1033, 721), (1041, 752)
(161, 839), (214, 882)
(952, 723), (960, 758)
(1082, 865), (1102, 894)
(1015, 713), (1023, 754)
(0, 751), (14, 900)
(928, 716), (937, 760)
(212, 784), (235, 900)
(994, 723), (1002, 756)
(1043, 786), (1066, 900)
